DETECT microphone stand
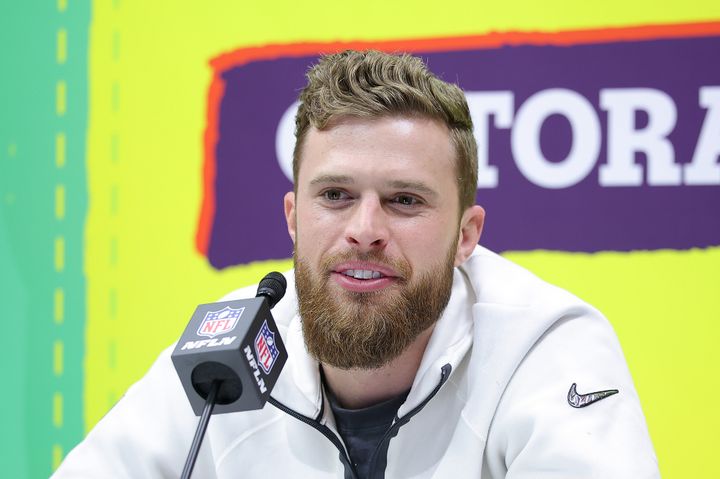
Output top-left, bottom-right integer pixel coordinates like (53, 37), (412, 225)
(180, 380), (220, 479)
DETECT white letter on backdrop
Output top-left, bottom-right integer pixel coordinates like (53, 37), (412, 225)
(685, 86), (720, 185)
(600, 88), (680, 186)
(466, 91), (514, 188)
(512, 88), (600, 189)
(275, 101), (299, 183)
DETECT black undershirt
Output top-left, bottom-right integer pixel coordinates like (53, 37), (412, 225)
(327, 388), (410, 479)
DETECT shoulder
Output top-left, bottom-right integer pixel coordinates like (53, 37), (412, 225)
(459, 247), (658, 477)
(461, 246), (629, 400)
(460, 245), (588, 311)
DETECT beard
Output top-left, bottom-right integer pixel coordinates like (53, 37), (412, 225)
(294, 244), (456, 370)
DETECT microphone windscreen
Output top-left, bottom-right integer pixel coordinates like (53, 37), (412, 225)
(256, 271), (287, 309)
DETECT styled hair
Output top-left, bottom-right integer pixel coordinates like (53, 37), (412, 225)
(293, 49), (478, 210)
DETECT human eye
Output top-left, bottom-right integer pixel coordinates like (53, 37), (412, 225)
(391, 194), (422, 208)
(321, 189), (351, 203)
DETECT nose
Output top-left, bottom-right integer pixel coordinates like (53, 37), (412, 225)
(344, 196), (389, 252)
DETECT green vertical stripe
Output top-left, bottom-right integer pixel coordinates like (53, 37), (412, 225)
(0, 2), (90, 477)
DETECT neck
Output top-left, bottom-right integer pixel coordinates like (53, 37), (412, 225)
(321, 325), (435, 409)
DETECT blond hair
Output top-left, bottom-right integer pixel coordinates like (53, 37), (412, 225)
(293, 50), (478, 210)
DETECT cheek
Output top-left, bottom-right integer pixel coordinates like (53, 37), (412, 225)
(294, 208), (337, 255)
(393, 218), (458, 262)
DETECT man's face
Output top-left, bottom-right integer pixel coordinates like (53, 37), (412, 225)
(284, 115), (480, 369)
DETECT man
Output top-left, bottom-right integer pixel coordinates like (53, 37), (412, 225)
(54, 50), (659, 478)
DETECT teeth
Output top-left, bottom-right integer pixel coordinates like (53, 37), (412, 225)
(342, 269), (384, 280)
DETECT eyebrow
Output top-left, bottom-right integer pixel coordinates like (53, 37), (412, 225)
(309, 174), (354, 186)
(387, 180), (438, 198)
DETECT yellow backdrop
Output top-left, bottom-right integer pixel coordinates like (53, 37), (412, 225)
(82, 2), (720, 478)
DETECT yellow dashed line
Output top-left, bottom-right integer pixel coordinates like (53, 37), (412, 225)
(109, 288), (117, 319)
(52, 444), (63, 471)
(54, 6), (68, 468)
(55, 133), (66, 168)
(56, 81), (67, 116)
(55, 184), (66, 220)
(54, 236), (65, 272)
(54, 340), (64, 376)
(109, 12), (121, 420)
(111, 82), (119, 112)
(112, 30), (120, 61)
(54, 288), (64, 324)
(110, 185), (119, 214)
(57, 29), (67, 64)
(53, 392), (64, 428)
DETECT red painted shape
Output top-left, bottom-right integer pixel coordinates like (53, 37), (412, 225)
(196, 20), (720, 256)
(197, 73), (225, 255)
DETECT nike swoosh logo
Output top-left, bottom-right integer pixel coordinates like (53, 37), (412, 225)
(567, 383), (619, 408)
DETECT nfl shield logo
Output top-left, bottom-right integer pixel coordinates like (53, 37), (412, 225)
(197, 306), (244, 338)
(254, 320), (279, 374)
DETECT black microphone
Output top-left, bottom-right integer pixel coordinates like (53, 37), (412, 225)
(171, 272), (288, 479)
(171, 271), (288, 414)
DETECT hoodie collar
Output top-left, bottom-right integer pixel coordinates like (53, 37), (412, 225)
(271, 267), (476, 420)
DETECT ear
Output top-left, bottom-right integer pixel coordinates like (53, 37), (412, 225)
(454, 205), (485, 266)
(284, 191), (297, 244)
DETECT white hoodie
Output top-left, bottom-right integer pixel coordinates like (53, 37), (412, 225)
(54, 246), (660, 478)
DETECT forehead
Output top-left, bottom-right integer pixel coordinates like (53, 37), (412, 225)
(296, 116), (457, 190)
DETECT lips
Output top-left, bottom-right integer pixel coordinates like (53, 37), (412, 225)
(332, 261), (399, 280)
(341, 269), (384, 279)
(330, 261), (401, 293)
